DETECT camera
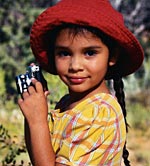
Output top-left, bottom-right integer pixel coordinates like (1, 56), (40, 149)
(15, 64), (48, 95)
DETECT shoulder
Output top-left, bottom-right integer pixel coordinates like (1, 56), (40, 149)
(90, 93), (120, 109)
(95, 93), (122, 115)
(69, 93), (123, 127)
(77, 93), (122, 116)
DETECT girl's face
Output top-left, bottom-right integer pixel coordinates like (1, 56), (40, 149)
(54, 28), (116, 95)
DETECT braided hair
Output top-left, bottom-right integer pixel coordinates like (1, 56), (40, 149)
(113, 76), (131, 166)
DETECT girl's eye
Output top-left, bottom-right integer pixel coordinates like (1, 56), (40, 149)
(57, 51), (70, 57)
(85, 50), (97, 56)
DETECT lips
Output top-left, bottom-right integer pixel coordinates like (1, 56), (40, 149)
(67, 76), (88, 84)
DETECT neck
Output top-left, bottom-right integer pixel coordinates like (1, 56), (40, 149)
(68, 80), (110, 108)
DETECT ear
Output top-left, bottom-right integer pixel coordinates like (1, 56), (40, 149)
(109, 48), (119, 66)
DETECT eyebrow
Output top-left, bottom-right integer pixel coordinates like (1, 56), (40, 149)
(84, 46), (102, 49)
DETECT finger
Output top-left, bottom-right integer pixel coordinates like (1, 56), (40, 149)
(31, 78), (43, 93)
(22, 91), (29, 99)
(44, 90), (50, 97)
(18, 98), (28, 117)
(18, 98), (24, 109)
(28, 85), (36, 95)
(31, 77), (38, 84)
(18, 98), (23, 104)
(30, 62), (35, 66)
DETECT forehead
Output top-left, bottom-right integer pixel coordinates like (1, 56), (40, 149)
(55, 28), (102, 44)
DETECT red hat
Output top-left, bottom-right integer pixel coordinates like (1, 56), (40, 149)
(30, 0), (144, 78)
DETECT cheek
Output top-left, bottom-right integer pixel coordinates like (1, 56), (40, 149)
(88, 60), (108, 73)
(55, 59), (67, 74)
(55, 57), (61, 71)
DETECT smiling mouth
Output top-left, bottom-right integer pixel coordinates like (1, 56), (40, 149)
(68, 76), (88, 84)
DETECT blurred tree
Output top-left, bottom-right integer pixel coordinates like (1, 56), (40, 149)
(0, 0), (62, 106)
(31, 0), (60, 7)
(110, 0), (150, 93)
(0, 0), (41, 104)
(110, 0), (150, 35)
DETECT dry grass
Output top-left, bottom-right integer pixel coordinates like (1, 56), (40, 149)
(127, 128), (150, 166)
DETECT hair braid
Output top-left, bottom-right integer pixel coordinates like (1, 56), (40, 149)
(113, 76), (131, 166)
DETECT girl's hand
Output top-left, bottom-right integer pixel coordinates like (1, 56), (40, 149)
(18, 78), (50, 126)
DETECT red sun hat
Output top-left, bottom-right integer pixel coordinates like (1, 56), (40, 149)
(30, 0), (144, 78)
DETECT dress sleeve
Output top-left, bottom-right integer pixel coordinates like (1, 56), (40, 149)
(68, 103), (126, 165)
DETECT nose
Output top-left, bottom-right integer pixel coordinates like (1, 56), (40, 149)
(69, 55), (83, 72)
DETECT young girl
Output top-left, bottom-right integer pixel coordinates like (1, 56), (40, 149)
(18, 0), (144, 165)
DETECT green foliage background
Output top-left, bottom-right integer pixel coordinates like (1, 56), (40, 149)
(0, 0), (150, 165)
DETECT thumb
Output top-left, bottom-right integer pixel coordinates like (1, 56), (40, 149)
(44, 90), (50, 97)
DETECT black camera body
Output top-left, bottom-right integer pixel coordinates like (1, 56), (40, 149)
(15, 65), (48, 95)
